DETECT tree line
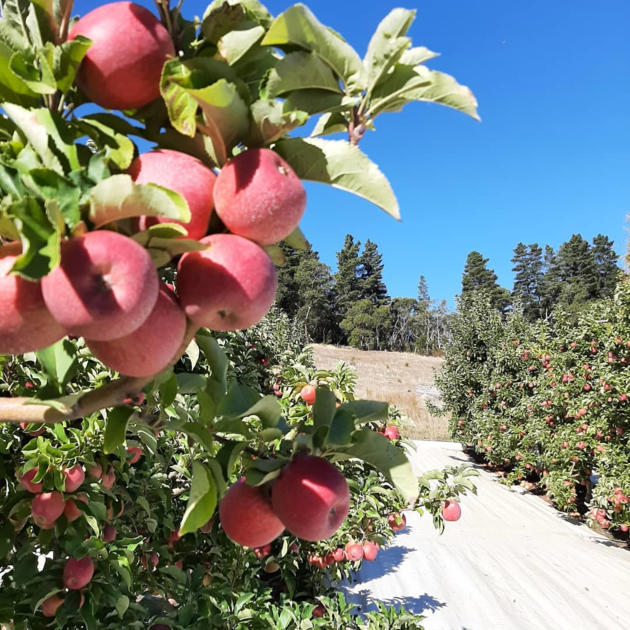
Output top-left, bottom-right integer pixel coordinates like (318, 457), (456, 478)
(275, 235), (449, 353)
(275, 232), (622, 354)
(461, 233), (621, 318)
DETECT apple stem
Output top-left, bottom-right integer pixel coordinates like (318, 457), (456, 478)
(0, 319), (200, 425)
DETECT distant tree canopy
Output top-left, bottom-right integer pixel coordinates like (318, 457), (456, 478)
(275, 235), (449, 353)
(274, 231), (621, 353)
(463, 233), (621, 320)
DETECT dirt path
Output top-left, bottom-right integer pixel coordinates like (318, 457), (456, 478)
(345, 441), (630, 630)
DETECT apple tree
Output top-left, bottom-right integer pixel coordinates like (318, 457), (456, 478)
(0, 0), (479, 626)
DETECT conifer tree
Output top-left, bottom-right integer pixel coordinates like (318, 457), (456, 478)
(591, 234), (620, 298)
(511, 242), (543, 320)
(461, 251), (511, 313)
(358, 239), (389, 304)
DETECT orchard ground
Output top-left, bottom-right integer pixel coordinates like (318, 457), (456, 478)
(311, 344), (447, 440)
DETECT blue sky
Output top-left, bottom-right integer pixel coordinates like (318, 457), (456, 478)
(79, 0), (630, 308)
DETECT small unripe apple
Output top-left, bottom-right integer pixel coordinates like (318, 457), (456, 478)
(362, 541), (379, 561)
(32, 492), (65, 529)
(64, 557), (95, 590)
(213, 148), (306, 245)
(219, 478), (284, 548)
(272, 455), (350, 542)
(41, 594), (64, 617)
(42, 231), (158, 341)
(129, 150), (217, 240)
(0, 242), (65, 354)
(177, 233), (277, 331)
(344, 542), (364, 562)
(442, 500), (461, 522)
(300, 385), (316, 405)
(87, 283), (185, 376)
(69, 2), (174, 110)
(64, 465), (85, 493)
(19, 468), (43, 493)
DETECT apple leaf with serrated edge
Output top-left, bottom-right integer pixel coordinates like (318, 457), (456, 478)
(275, 137), (399, 219)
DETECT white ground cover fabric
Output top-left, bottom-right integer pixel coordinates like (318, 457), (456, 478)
(344, 441), (630, 630)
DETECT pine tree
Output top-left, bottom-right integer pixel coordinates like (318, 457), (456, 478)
(511, 242), (543, 320)
(358, 239), (389, 304)
(591, 234), (620, 298)
(461, 251), (511, 313)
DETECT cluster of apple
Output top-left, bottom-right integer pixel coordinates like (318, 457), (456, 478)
(0, 2), (307, 378)
(308, 540), (381, 568)
(219, 454), (350, 547)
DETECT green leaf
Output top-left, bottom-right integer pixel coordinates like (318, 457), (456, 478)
(327, 409), (354, 446)
(262, 4), (365, 92)
(9, 46), (57, 94)
(88, 174), (191, 228)
(310, 111), (348, 137)
(176, 373), (207, 393)
(202, 0), (272, 43)
(263, 243), (284, 265)
(248, 99), (307, 146)
(342, 400), (389, 424)
(2, 104), (79, 172)
(283, 226), (308, 250)
(282, 88), (344, 116)
(22, 168), (81, 229)
(196, 332), (228, 400)
(190, 79), (250, 166)
(115, 595), (129, 618)
(52, 35), (91, 92)
(369, 65), (480, 121)
(275, 137), (399, 219)
(266, 51), (341, 97)
(180, 422), (214, 453)
(216, 441), (247, 479)
(7, 195), (59, 279)
(78, 116), (135, 171)
(218, 384), (261, 418)
(363, 9), (416, 94)
(0, 42), (39, 105)
(159, 371), (178, 407)
(312, 387), (336, 430)
(343, 429), (418, 502)
(103, 407), (134, 454)
(242, 395), (282, 428)
(217, 24), (265, 65)
(35, 338), (77, 391)
(179, 461), (217, 535)
(399, 46), (439, 66)
(0, 0), (32, 53)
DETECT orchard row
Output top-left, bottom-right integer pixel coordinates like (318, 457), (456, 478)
(438, 283), (630, 536)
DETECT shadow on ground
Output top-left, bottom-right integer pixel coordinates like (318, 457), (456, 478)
(352, 589), (446, 617)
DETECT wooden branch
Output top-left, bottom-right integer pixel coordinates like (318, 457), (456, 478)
(0, 320), (200, 425)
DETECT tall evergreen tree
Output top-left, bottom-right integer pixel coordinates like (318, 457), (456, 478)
(461, 251), (511, 313)
(591, 234), (620, 298)
(511, 242), (543, 320)
(333, 235), (362, 343)
(358, 239), (388, 304)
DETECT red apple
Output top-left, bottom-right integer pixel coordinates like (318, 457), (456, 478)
(103, 524), (117, 542)
(213, 148), (306, 245)
(442, 500), (461, 522)
(271, 455), (350, 542)
(177, 233), (277, 331)
(42, 231), (158, 341)
(63, 557), (95, 590)
(388, 512), (407, 532)
(87, 463), (103, 479)
(344, 542), (364, 562)
(102, 466), (116, 490)
(40, 594), (64, 618)
(0, 242), (65, 354)
(68, 2), (174, 110)
(19, 468), (43, 493)
(383, 425), (400, 441)
(362, 541), (379, 561)
(31, 492), (65, 529)
(126, 446), (144, 465)
(300, 385), (316, 405)
(86, 283), (185, 376)
(333, 547), (345, 563)
(129, 150), (217, 240)
(312, 604), (325, 618)
(64, 497), (86, 523)
(219, 478), (284, 548)
(64, 465), (85, 493)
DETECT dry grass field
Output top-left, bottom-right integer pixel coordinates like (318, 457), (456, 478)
(310, 344), (450, 440)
